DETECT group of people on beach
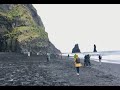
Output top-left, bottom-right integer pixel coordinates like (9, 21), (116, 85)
(73, 54), (102, 76)
(84, 54), (91, 66)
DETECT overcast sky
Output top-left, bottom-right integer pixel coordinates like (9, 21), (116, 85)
(33, 4), (120, 53)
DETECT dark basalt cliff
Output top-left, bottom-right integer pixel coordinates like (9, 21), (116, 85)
(0, 4), (61, 55)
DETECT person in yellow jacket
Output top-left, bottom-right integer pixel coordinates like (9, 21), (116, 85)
(74, 54), (82, 75)
(74, 54), (77, 59)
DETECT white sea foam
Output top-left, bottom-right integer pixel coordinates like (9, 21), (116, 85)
(62, 51), (120, 64)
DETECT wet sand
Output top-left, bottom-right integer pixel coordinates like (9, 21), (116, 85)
(0, 52), (120, 86)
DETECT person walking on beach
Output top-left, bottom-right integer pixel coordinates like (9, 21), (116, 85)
(87, 54), (91, 66)
(84, 54), (91, 67)
(98, 55), (102, 65)
(74, 54), (77, 59)
(84, 55), (87, 66)
(74, 54), (82, 75)
(47, 53), (50, 61)
(68, 54), (69, 58)
(68, 54), (70, 60)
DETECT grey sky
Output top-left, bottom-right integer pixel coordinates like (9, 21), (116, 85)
(33, 4), (120, 53)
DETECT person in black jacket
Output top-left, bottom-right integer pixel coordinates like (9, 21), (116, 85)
(68, 54), (69, 58)
(87, 54), (91, 66)
(84, 55), (87, 66)
(98, 55), (102, 65)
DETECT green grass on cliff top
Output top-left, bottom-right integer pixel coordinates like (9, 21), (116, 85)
(0, 4), (48, 45)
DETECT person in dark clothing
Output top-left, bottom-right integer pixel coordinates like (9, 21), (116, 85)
(84, 54), (91, 67)
(87, 54), (91, 66)
(86, 55), (89, 66)
(98, 55), (102, 65)
(84, 55), (87, 66)
(84, 55), (88, 66)
(68, 54), (69, 58)
(47, 53), (50, 62)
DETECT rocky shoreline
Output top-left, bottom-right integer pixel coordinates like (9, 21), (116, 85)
(0, 53), (120, 86)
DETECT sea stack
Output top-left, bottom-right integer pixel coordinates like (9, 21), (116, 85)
(93, 44), (97, 52)
(72, 44), (81, 53)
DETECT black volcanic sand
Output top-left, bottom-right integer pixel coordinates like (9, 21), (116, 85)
(0, 52), (120, 86)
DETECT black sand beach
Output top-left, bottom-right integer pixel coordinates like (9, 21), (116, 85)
(0, 52), (120, 86)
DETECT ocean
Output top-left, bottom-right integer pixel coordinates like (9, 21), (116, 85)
(61, 51), (120, 64)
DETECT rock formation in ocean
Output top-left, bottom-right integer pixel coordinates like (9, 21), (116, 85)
(0, 4), (61, 55)
(72, 44), (81, 53)
(93, 44), (97, 52)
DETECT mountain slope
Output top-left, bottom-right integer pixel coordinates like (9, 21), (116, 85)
(0, 4), (61, 55)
